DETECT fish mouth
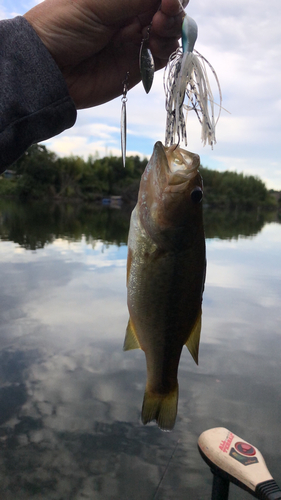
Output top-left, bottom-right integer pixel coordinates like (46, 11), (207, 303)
(153, 142), (200, 192)
(165, 144), (200, 175)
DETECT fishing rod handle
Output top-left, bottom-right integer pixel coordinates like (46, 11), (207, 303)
(198, 427), (281, 500)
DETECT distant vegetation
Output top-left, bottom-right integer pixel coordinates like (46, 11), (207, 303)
(0, 144), (279, 210)
(0, 144), (146, 204)
(199, 165), (278, 210)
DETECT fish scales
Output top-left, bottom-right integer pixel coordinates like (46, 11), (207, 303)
(125, 141), (206, 431)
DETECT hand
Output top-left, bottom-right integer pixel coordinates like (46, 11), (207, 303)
(24, 0), (188, 109)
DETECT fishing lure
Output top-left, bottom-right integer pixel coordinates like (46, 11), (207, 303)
(164, 14), (222, 148)
(121, 26), (155, 165)
(121, 7), (221, 165)
(139, 23), (155, 94)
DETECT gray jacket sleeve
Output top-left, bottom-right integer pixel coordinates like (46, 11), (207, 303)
(0, 16), (77, 173)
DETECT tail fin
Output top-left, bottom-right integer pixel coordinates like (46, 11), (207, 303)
(141, 384), (179, 431)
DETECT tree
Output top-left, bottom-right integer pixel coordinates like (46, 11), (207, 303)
(13, 144), (58, 199)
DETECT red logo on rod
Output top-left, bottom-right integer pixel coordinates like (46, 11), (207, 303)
(219, 432), (235, 453)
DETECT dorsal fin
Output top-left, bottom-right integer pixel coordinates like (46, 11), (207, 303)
(185, 310), (202, 365)
(123, 318), (141, 351)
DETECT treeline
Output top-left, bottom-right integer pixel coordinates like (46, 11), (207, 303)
(0, 144), (147, 203)
(0, 144), (278, 210)
(199, 166), (277, 210)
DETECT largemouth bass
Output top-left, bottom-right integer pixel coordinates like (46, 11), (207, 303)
(125, 141), (206, 431)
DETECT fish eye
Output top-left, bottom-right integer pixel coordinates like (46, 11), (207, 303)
(191, 187), (203, 204)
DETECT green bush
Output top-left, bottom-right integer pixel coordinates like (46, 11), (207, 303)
(0, 178), (18, 196)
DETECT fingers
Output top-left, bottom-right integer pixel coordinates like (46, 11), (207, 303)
(151, 10), (184, 38)
(149, 2), (185, 64)
(159, 0), (189, 17)
(152, 37), (179, 68)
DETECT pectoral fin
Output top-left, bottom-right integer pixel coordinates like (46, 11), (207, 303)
(185, 310), (202, 365)
(123, 318), (141, 351)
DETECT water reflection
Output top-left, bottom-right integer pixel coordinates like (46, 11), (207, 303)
(203, 207), (278, 240)
(0, 199), (278, 249)
(0, 200), (280, 499)
(0, 200), (131, 249)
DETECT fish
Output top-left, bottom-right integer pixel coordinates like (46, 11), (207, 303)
(124, 141), (206, 431)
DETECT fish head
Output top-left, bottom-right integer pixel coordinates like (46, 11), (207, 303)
(138, 141), (203, 246)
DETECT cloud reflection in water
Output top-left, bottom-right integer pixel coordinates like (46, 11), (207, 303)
(0, 210), (280, 499)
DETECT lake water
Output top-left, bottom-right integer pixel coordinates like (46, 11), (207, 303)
(0, 200), (280, 500)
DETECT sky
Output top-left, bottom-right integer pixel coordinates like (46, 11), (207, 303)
(1, 0), (281, 189)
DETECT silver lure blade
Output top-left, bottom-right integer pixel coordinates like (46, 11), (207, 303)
(121, 99), (127, 168)
(139, 39), (155, 94)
